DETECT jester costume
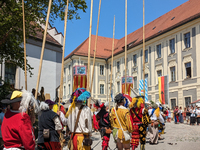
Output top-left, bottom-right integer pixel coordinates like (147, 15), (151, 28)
(129, 96), (150, 150)
(94, 100), (111, 150)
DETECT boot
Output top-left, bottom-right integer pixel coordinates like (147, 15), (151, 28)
(140, 144), (145, 150)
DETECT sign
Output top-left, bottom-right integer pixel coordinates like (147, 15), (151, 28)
(73, 66), (87, 75)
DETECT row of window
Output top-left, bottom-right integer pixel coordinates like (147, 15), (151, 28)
(171, 97), (191, 109)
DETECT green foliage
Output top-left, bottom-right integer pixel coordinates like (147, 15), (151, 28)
(0, 0), (87, 76)
(0, 77), (14, 101)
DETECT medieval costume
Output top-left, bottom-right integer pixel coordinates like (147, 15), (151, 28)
(110, 93), (133, 150)
(66, 88), (92, 150)
(129, 96), (150, 150)
(148, 103), (164, 144)
(94, 100), (111, 150)
(1, 90), (40, 150)
(37, 100), (62, 150)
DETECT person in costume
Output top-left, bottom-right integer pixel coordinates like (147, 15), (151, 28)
(110, 93), (133, 150)
(1, 90), (40, 150)
(129, 96), (151, 150)
(94, 100), (111, 150)
(37, 100), (62, 150)
(66, 88), (92, 150)
(148, 102), (164, 144)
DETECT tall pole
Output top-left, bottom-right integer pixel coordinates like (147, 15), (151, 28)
(124, 0), (127, 94)
(109, 16), (115, 111)
(35, 0), (52, 99)
(87, 0), (94, 107)
(59, 0), (69, 108)
(90, 0), (101, 93)
(143, 0), (146, 98)
(22, 0), (27, 90)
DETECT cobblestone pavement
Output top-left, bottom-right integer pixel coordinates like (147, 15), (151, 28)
(64, 121), (200, 150)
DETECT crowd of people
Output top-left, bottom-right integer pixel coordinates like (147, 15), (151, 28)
(0, 88), (172, 150)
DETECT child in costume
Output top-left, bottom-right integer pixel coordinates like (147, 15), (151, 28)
(66, 88), (92, 150)
(94, 100), (111, 150)
(110, 93), (133, 150)
(129, 96), (150, 150)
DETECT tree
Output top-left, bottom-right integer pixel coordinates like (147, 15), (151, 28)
(0, 0), (87, 76)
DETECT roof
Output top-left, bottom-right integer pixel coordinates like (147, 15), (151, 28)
(191, 99), (200, 104)
(65, 0), (200, 60)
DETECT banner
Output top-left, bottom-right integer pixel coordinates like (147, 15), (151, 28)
(158, 75), (169, 104)
(73, 75), (87, 92)
(139, 79), (148, 102)
(122, 76), (133, 96)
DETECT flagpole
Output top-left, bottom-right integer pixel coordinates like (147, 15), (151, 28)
(90, 0), (101, 94)
(109, 16), (115, 112)
(22, 0), (27, 90)
(87, 0), (94, 107)
(59, 0), (69, 108)
(35, 0), (52, 99)
(142, 0), (146, 99)
(124, 0), (127, 94)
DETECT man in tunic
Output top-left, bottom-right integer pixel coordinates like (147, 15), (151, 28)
(1, 90), (40, 150)
(66, 88), (92, 150)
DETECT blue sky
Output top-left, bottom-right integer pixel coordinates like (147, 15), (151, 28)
(52, 0), (188, 57)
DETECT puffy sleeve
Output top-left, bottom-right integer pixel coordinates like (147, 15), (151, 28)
(59, 111), (68, 126)
(125, 111), (134, 133)
(19, 114), (35, 150)
(53, 116), (62, 130)
(86, 107), (92, 133)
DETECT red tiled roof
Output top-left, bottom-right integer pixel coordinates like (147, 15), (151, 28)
(65, 0), (200, 60)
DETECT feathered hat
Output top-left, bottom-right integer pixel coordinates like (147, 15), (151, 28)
(94, 99), (105, 109)
(129, 96), (145, 109)
(65, 88), (91, 118)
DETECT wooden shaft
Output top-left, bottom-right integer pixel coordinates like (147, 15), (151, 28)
(109, 16), (115, 112)
(59, 0), (69, 110)
(143, 0), (145, 98)
(87, 0), (93, 107)
(124, 0), (127, 94)
(90, 0), (101, 93)
(22, 0), (27, 90)
(35, 0), (52, 99)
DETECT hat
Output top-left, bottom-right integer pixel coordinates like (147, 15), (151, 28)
(114, 93), (126, 104)
(45, 99), (55, 105)
(1, 91), (22, 104)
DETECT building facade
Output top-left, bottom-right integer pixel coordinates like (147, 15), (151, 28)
(63, 0), (200, 108)
(0, 23), (63, 100)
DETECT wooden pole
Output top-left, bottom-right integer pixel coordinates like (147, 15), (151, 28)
(124, 0), (127, 94)
(109, 16), (115, 112)
(22, 0), (27, 90)
(143, 0), (146, 99)
(87, 0), (93, 107)
(90, 0), (101, 93)
(35, 0), (52, 99)
(59, 0), (69, 109)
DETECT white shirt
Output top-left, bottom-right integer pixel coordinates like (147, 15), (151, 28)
(59, 111), (68, 126)
(67, 104), (92, 134)
(148, 109), (164, 123)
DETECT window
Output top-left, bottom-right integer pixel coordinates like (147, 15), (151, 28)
(170, 66), (176, 81)
(5, 64), (16, 85)
(185, 62), (191, 78)
(145, 50), (148, 63)
(157, 44), (161, 58)
(169, 38), (175, 54)
(133, 77), (137, 89)
(133, 54), (137, 66)
(184, 32), (190, 48)
(100, 65), (104, 75)
(145, 74), (148, 79)
(171, 99), (176, 109)
(64, 86), (66, 96)
(68, 84), (70, 95)
(117, 61), (120, 72)
(185, 97), (191, 107)
(117, 82), (120, 92)
(69, 65), (71, 73)
(157, 70), (162, 77)
(100, 84), (104, 94)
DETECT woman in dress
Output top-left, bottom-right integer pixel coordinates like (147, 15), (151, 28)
(167, 108), (171, 123)
(190, 106), (196, 125)
(179, 107), (184, 123)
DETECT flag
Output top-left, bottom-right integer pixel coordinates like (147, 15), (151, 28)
(121, 76), (133, 96)
(158, 75), (169, 104)
(73, 75), (87, 92)
(139, 79), (148, 102)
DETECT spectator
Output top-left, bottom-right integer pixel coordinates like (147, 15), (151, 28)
(174, 106), (179, 124)
(186, 106), (191, 125)
(179, 107), (184, 123)
(190, 106), (196, 125)
(196, 107), (200, 125)
(183, 107), (187, 121)
(167, 108), (171, 123)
